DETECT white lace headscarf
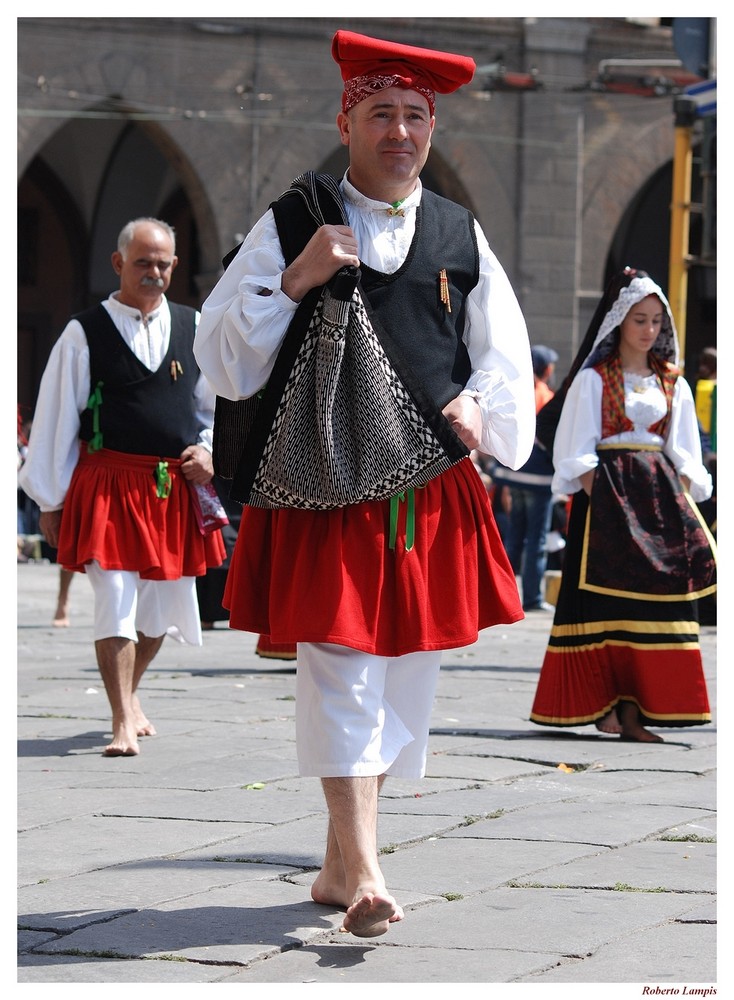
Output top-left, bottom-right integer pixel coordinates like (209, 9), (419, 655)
(579, 272), (679, 373)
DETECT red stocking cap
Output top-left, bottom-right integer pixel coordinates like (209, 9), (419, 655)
(332, 29), (476, 114)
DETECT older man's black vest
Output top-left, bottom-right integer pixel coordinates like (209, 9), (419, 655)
(77, 301), (203, 457)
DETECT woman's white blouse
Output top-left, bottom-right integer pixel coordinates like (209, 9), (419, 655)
(552, 367), (713, 502)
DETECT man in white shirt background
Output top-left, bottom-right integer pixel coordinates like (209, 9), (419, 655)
(19, 218), (225, 758)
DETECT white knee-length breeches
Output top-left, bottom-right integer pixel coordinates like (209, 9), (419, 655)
(295, 642), (442, 778)
(85, 561), (202, 645)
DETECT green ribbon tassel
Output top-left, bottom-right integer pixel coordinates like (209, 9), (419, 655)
(154, 460), (171, 499)
(86, 381), (104, 453)
(388, 490), (415, 552)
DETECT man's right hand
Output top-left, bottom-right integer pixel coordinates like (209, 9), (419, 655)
(281, 225), (360, 303)
(39, 510), (63, 549)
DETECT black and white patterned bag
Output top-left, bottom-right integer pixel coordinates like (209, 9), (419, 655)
(216, 172), (468, 509)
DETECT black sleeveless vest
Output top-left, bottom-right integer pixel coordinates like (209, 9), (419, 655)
(77, 301), (203, 457)
(358, 189), (479, 410)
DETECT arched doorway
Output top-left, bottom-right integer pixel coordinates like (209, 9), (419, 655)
(605, 153), (715, 375)
(17, 114), (206, 416)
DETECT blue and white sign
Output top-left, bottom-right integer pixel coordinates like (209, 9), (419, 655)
(684, 79), (716, 117)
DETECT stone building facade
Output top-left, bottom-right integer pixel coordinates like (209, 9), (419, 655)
(18, 16), (715, 412)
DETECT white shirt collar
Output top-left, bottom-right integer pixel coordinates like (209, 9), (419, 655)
(107, 290), (166, 323)
(340, 172), (423, 214)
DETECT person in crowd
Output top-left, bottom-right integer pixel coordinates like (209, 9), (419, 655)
(691, 346), (717, 625)
(193, 30), (535, 937)
(18, 218), (225, 757)
(529, 267), (715, 742)
(492, 344), (559, 611)
(693, 345), (717, 458)
(196, 474), (242, 630)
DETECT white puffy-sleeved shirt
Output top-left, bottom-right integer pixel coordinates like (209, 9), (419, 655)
(552, 367), (713, 503)
(18, 294), (214, 512)
(194, 176), (535, 471)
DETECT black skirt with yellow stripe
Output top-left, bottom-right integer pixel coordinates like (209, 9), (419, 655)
(530, 446), (715, 729)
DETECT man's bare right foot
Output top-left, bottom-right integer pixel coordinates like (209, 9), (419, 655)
(103, 740), (139, 757)
(103, 720), (140, 756)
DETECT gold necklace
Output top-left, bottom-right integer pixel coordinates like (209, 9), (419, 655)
(624, 369), (652, 394)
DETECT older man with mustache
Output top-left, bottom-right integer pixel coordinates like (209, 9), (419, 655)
(19, 218), (225, 757)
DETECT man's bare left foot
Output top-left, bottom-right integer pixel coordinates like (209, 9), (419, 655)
(340, 892), (402, 938)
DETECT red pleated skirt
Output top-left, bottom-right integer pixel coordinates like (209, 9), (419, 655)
(224, 457), (523, 657)
(531, 639), (711, 728)
(58, 445), (226, 580)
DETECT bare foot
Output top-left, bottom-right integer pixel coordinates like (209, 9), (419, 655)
(312, 870), (403, 934)
(618, 701), (664, 743)
(132, 694), (157, 737)
(340, 891), (402, 938)
(103, 721), (140, 757)
(620, 729), (664, 743)
(595, 708), (622, 734)
(311, 868), (346, 908)
(52, 614), (70, 627)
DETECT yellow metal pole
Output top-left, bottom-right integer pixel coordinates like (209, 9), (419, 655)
(668, 99), (696, 370)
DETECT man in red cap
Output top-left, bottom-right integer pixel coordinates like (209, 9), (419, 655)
(196, 29), (535, 937)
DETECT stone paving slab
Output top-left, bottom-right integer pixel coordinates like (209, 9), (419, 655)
(34, 880), (344, 965)
(515, 920), (717, 984)
(389, 886), (711, 953)
(444, 800), (713, 847)
(18, 816), (269, 884)
(17, 952), (244, 983)
(508, 838), (716, 893)
(379, 835), (603, 896)
(222, 941), (563, 983)
(18, 860), (302, 931)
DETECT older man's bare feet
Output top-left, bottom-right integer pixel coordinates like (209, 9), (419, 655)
(595, 708), (622, 734)
(340, 891), (402, 938)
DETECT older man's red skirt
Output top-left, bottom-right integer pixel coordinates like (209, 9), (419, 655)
(58, 445), (226, 580)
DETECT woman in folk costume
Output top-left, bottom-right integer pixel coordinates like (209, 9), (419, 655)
(530, 267), (716, 742)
